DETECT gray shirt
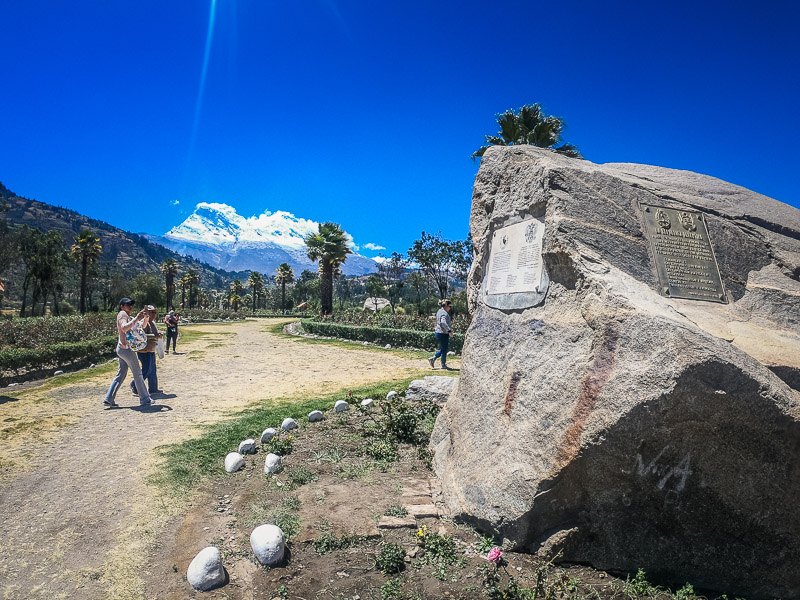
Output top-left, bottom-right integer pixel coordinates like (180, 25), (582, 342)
(435, 308), (452, 334)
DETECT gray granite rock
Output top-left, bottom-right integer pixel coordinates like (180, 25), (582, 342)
(334, 400), (350, 413)
(238, 439), (256, 454)
(264, 453), (282, 473)
(250, 524), (285, 565)
(433, 146), (800, 599)
(224, 452), (244, 473)
(281, 418), (298, 431)
(406, 376), (457, 404)
(308, 410), (324, 422)
(260, 427), (277, 443)
(360, 398), (374, 409)
(187, 546), (225, 591)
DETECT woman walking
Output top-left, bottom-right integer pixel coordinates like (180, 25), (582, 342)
(130, 305), (163, 397)
(428, 299), (453, 370)
(104, 298), (153, 407)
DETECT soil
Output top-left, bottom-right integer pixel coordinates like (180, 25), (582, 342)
(0, 318), (629, 600)
(0, 319), (448, 600)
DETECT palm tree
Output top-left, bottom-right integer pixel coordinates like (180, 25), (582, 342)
(304, 222), (352, 316)
(70, 228), (102, 314)
(185, 269), (199, 308)
(161, 258), (179, 309)
(248, 271), (264, 313)
(471, 103), (581, 160)
(178, 274), (190, 309)
(229, 280), (243, 311)
(275, 263), (294, 313)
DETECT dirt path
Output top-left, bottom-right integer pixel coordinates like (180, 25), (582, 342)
(0, 319), (436, 600)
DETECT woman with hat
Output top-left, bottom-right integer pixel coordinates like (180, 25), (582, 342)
(130, 305), (163, 397)
(428, 298), (454, 370)
(103, 298), (153, 407)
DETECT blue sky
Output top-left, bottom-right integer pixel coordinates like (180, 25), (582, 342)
(1, 1), (798, 258)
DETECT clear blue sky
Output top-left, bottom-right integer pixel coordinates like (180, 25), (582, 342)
(1, 1), (798, 258)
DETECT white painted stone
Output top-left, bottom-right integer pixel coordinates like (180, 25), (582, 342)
(89, 363), (96, 368)
(224, 452), (245, 473)
(264, 453), (282, 473)
(53, 370), (64, 376)
(386, 391), (398, 400)
(308, 410), (324, 422)
(334, 400), (350, 413)
(360, 398), (374, 409)
(6, 383), (19, 388)
(363, 341), (369, 346)
(187, 546), (225, 591)
(250, 524), (285, 566)
(385, 344), (392, 349)
(447, 351), (455, 356)
(238, 439), (256, 454)
(261, 427), (277, 443)
(281, 417), (298, 431)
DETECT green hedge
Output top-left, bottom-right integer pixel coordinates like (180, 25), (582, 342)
(0, 335), (118, 374)
(300, 320), (463, 353)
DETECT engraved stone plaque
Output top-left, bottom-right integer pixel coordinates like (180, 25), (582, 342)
(482, 217), (548, 310)
(641, 204), (727, 303)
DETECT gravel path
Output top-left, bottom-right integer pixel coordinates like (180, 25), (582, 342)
(0, 319), (429, 600)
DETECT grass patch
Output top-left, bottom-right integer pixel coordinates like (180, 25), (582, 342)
(149, 378), (423, 496)
(176, 326), (235, 346)
(0, 415), (74, 441)
(265, 321), (434, 360)
(3, 361), (118, 400)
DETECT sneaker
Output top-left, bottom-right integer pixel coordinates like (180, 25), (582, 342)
(139, 400), (152, 407)
(103, 399), (119, 408)
(428, 357), (435, 369)
(442, 365), (453, 371)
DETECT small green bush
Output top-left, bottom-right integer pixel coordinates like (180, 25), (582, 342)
(301, 320), (464, 353)
(0, 335), (118, 376)
(384, 505), (408, 518)
(286, 466), (318, 489)
(267, 434), (294, 455)
(376, 542), (405, 574)
(312, 532), (368, 555)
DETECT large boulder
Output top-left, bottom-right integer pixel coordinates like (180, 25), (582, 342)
(406, 376), (457, 404)
(432, 146), (800, 599)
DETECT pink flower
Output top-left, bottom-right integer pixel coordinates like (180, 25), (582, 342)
(487, 547), (503, 563)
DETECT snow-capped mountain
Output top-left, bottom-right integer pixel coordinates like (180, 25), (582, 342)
(146, 203), (379, 276)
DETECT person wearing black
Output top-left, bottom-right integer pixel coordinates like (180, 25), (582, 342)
(164, 308), (179, 354)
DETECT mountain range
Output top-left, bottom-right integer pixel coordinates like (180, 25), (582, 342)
(145, 203), (378, 276)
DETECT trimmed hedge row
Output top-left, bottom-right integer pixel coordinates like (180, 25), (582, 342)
(300, 320), (464, 353)
(0, 335), (118, 374)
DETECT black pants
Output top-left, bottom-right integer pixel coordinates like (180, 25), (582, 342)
(166, 327), (178, 352)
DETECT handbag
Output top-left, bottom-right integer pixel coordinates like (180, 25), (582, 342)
(126, 325), (148, 351)
(156, 336), (165, 359)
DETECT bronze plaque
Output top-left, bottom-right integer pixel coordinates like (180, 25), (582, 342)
(640, 204), (727, 303)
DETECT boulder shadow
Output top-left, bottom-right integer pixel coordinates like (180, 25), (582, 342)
(0, 395), (20, 405)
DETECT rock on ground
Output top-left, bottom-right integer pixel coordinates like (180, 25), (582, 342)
(281, 418), (298, 431)
(264, 453), (282, 473)
(224, 452), (245, 473)
(261, 427), (277, 443)
(406, 376), (457, 404)
(334, 400), (349, 412)
(250, 524), (285, 565)
(187, 546), (225, 591)
(360, 398), (374, 409)
(308, 410), (324, 422)
(238, 438), (256, 454)
(386, 391), (398, 400)
(432, 146), (800, 599)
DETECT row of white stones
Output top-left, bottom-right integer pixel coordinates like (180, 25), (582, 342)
(190, 390), (400, 590)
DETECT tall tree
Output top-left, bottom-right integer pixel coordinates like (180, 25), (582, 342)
(0, 200), (17, 309)
(178, 274), (190, 309)
(304, 222), (352, 316)
(275, 263), (294, 313)
(185, 268), (199, 308)
(405, 271), (431, 316)
(365, 275), (386, 314)
(70, 228), (102, 315)
(161, 258), (179, 309)
(471, 103), (581, 160)
(229, 279), (243, 311)
(408, 231), (468, 299)
(248, 271), (264, 313)
(377, 252), (407, 314)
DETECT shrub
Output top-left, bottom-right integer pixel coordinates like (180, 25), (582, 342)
(267, 434), (294, 455)
(375, 542), (405, 574)
(0, 335), (118, 376)
(312, 532), (368, 555)
(301, 320), (464, 353)
(0, 314), (116, 349)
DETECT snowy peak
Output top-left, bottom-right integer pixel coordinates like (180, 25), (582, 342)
(154, 202), (378, 276)
(166, 202), (318, 249)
